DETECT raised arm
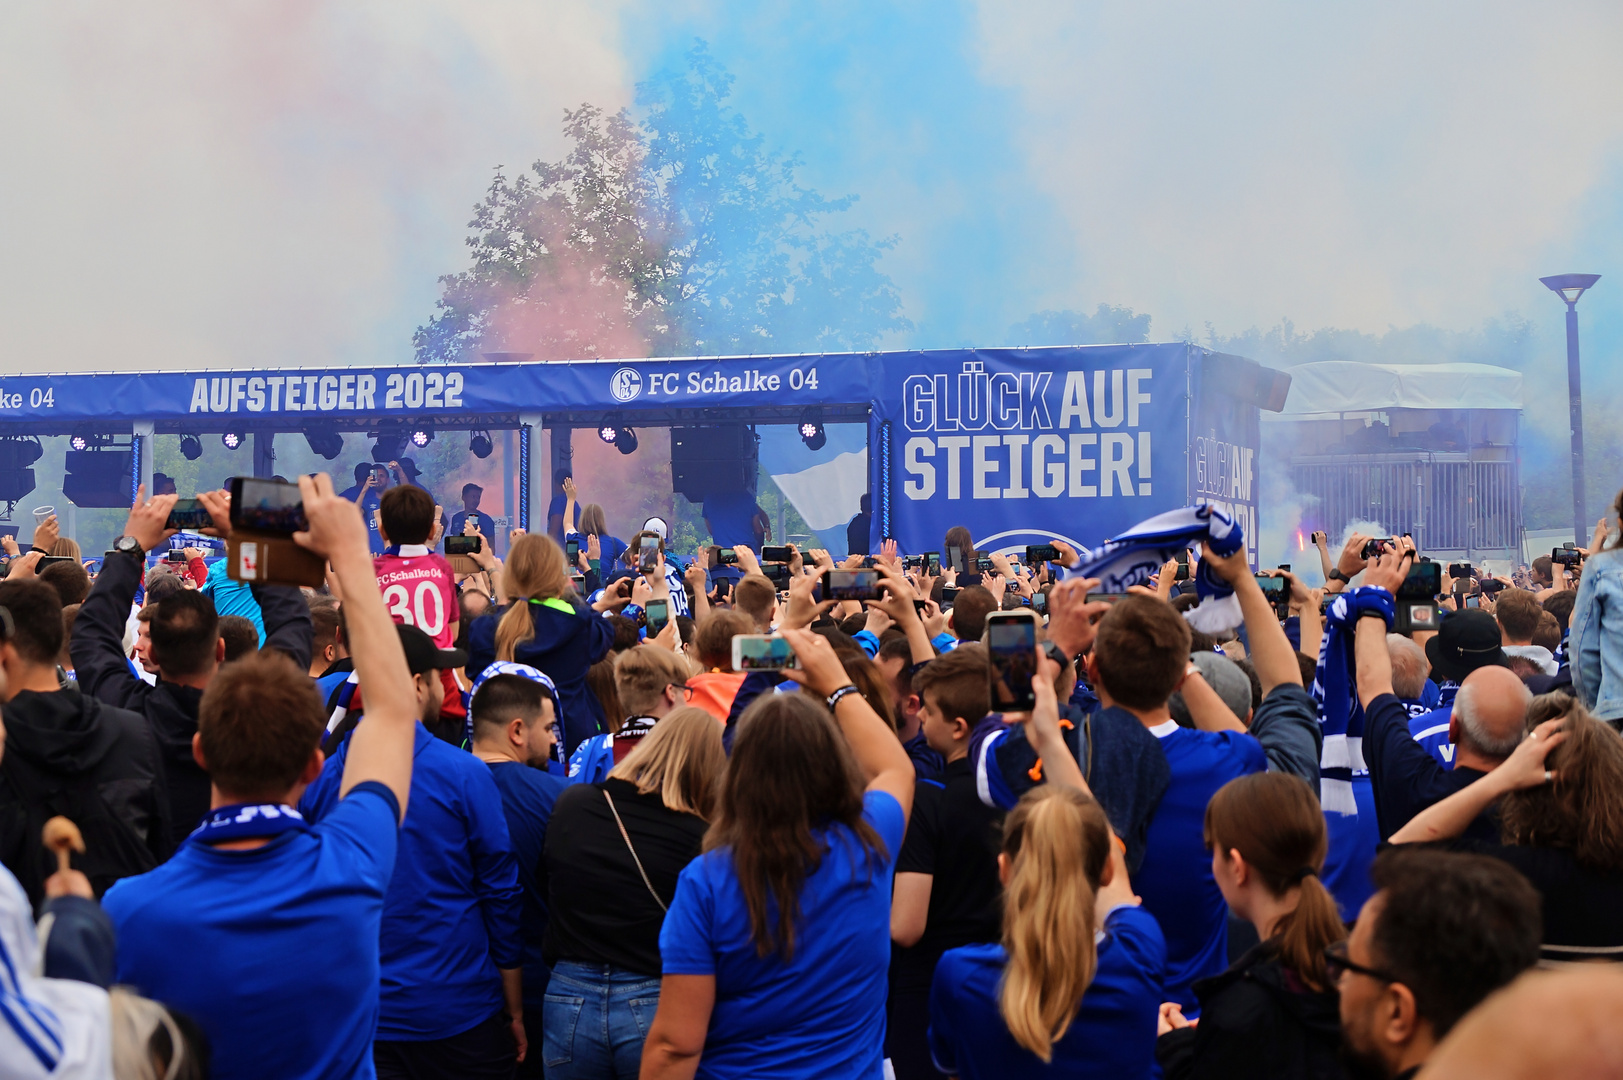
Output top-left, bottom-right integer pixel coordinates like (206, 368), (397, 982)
(1354, 546), (1412, 709)
(1391, 718), (1564, 844)
(780, 627), (913, 823)
(294, 474), (418, 814)
(1202, 544), (1302, 694)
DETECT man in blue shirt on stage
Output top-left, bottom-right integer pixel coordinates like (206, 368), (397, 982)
(702, 488), (769, 550)
(340, 461), (388, 555)
(469, 672), (568, 1075)
(450, 483), (497, 549)
(303, 622), (528, 1078)
(103, 473), (421, 1080)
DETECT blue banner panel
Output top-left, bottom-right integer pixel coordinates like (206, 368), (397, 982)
(1189, 357), (1261, 567)
(870, 345), (1196, 556)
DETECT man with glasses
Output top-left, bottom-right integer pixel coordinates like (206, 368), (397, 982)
(609, 644), (697, 764)
(1329, 847), (1540, 1080)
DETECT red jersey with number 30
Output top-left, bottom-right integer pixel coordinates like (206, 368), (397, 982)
(373, 546), (465, 721)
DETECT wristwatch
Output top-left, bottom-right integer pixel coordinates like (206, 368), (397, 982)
(113, 535), (144, 559)
(1327, 568), (1351, 583)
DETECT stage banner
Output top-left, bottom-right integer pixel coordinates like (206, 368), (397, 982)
(0, 353), (873, 425)
(869, 345), (1198, 558)
(1189, 355), (1261, 567)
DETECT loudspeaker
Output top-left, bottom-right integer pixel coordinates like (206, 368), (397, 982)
(64, 449), (134, 508)
(671, 425), (758, 501)
(1204, 353), (1293, 413)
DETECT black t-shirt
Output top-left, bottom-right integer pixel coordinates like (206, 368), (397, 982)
(542, 777), (709, 976)
(892, 756), (1005, 991)
(1454, 839), (1623, 964)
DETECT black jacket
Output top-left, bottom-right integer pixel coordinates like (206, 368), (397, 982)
(0, 686), (172, 906)
(71, 549), (313, 842)
(1157, 942), (1347, 1080)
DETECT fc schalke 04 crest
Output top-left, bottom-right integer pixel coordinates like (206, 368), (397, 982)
(609, 367), (643, 402)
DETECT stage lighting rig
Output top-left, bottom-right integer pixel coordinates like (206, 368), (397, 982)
(798, 408), (826, 452)
(409, 423), (434, 448)
(469, 430), (494, 459)
(221, 429), (245, 451)
(179, 434), (203, 461)
(304, 429), (344, 460)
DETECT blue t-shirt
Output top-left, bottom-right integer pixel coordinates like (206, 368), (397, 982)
(300, 724), (524, 1040)
(202, 558), (266, 645)
(702, 491), (764, 549)
(927, 906), (1167, 1080)
(547, 495), (582, 544)
(340, 483), (387, 555)
(1135, 722), (1266, 1013)
(104, 784), (400, 1080)
(659, 790), (906, 1079)
(1407, 706), (1457, 770)
(486, 760), (568, 1006)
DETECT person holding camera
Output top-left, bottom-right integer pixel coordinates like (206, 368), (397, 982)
(1570, 497), (1623, 729)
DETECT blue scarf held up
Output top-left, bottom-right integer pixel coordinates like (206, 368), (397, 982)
(1061, 503), (1246, 632)
(1312, 587), (1394, 816)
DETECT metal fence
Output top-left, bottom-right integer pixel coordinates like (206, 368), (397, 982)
(1291, 453), (1521, 556)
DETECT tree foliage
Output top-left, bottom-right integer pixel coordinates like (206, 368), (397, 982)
(415, 42), (909, 363)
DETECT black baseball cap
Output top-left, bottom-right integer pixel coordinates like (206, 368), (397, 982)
(1424, 609), (1509, 684)
(396, 623), (466, 675)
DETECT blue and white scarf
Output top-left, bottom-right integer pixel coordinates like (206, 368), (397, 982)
(466, 661), (565, 764)
(1061, 504), (1247, 632)
(1313, 587), (1394, 816)
(189, 803), (311, 845)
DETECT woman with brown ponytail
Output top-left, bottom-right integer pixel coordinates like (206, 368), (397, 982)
(924, 657), (1168, 1079)
(1156, 772), (1348, 1080)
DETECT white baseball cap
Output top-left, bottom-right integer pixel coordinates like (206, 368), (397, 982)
(642, 516), (669, 540)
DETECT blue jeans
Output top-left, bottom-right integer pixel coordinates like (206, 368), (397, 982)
(542, 961), (662, 1080)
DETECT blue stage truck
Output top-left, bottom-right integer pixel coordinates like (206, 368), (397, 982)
(0, 345), (1286, 564)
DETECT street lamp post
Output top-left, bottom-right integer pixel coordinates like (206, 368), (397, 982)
(1539, 273), (1601, 543)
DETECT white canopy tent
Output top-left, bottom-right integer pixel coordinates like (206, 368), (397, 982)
(1263, 361), (1523, 420)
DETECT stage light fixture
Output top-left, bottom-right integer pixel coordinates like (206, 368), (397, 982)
(304, 429), (344, 461)
(409, 423), (434, 448)
(69, 430), (91, 452)
(598, 424), (619, 445)
(469, 430), (494, 459)
(179, 434), (203, 461)
(798, 408), (826, 452)
(615, 427), (638, 455)
(221, 430), (245, 451)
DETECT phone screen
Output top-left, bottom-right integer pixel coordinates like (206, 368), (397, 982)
(565, 538), (579, 562)
(733, 634), (798, 671)
(823, 568), (882, 602)
(1025, 544), (1060, 564)
(445, 535), (482, 556)
(230, 478), (308, 534)
(165, 498), (214, 532)
(646, 599), (669, 634)
(924, 551), (941, 575)
(1032, 592), (1048, 613)
(1398, 561), (1443, 600)
(1254, 574), (1287, 596)
(761, 545), (791, 563)
(986, 614), (1038, 712)
(639, 537), (659, 574)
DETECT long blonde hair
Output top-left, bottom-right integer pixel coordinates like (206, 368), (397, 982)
(495, 534), (571, 660)
(608, 706), (726, 818)
(580, 503), (608, 537)
(998, 786), (1111, 1061)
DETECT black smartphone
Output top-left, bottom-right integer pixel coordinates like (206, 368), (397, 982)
(1397, 560), (1443, 600)
(1026, 543), (1060, 565)
(165, 498), (214, 532)
(913, 598), (928, 614)
(445, 535), (483, 556)
(639, 536), (659, 574)
(1361, 538), (1395, 560)
(945, 545), (965, 574)
(1032, 591), (1048, 614)
(761, 545), (792, 563)
(985, 611), (1039, 713)
(166, 550), (186, 563)
(713, 579), (732, 600)
(1481, 578), (1508, 595)
(228, 477), (308, 535)
(1254, 573), (1287, 596)
(1465, 596), (1481, 608)
(565, 538), (579, 563)
(35, 555), (75, 572)
(924, 551), (941, 576)
(1176, 551), (1191, 581)
(1310, 530), (1327, 545)
(822, 568), (883, 602)
(1552, 546), (1583, 566)
(1276, 564), (1291, 573)
(975, 556), (994, 571)
(764, 564), (792, 587)
(713, 547), (739, 566)
(940, 584), (960, 605)
(1447, 562), (1473, 581)
(646, 598), (670, 635)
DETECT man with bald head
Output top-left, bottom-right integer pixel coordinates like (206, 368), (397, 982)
(1406, 609), (1523, 770)
(1355, 550), (1533, 841)
(1421, 967), (1623, 1080)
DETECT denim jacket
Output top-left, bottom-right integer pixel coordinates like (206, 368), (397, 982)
(1569, 547), (1623, 720)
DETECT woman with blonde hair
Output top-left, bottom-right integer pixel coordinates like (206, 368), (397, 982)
(577, 502), (627, 570)
(1156, 771), (1347, 1078)
(541, 706), (726, 1079)
(1392, 692), (1623, 964)
(928, 784), (1165, 1078)
(467, 533), (645, 754)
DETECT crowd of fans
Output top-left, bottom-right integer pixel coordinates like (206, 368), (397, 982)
(1, 467), (1622, 1080)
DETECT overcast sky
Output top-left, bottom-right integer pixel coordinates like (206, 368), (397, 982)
(2, 0), (1619, 374)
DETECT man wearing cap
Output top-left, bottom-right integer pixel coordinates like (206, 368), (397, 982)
(301, 622), (529, 1078)
(1355, 560), (1533, 842)
(1405, 609), (1517, 770)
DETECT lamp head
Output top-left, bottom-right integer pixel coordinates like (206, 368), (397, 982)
(1540, 273), (1601, 305)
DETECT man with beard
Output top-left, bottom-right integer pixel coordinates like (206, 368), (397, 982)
(1329, 848), (1540, 1079)
(470, 670), (569, 1077)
